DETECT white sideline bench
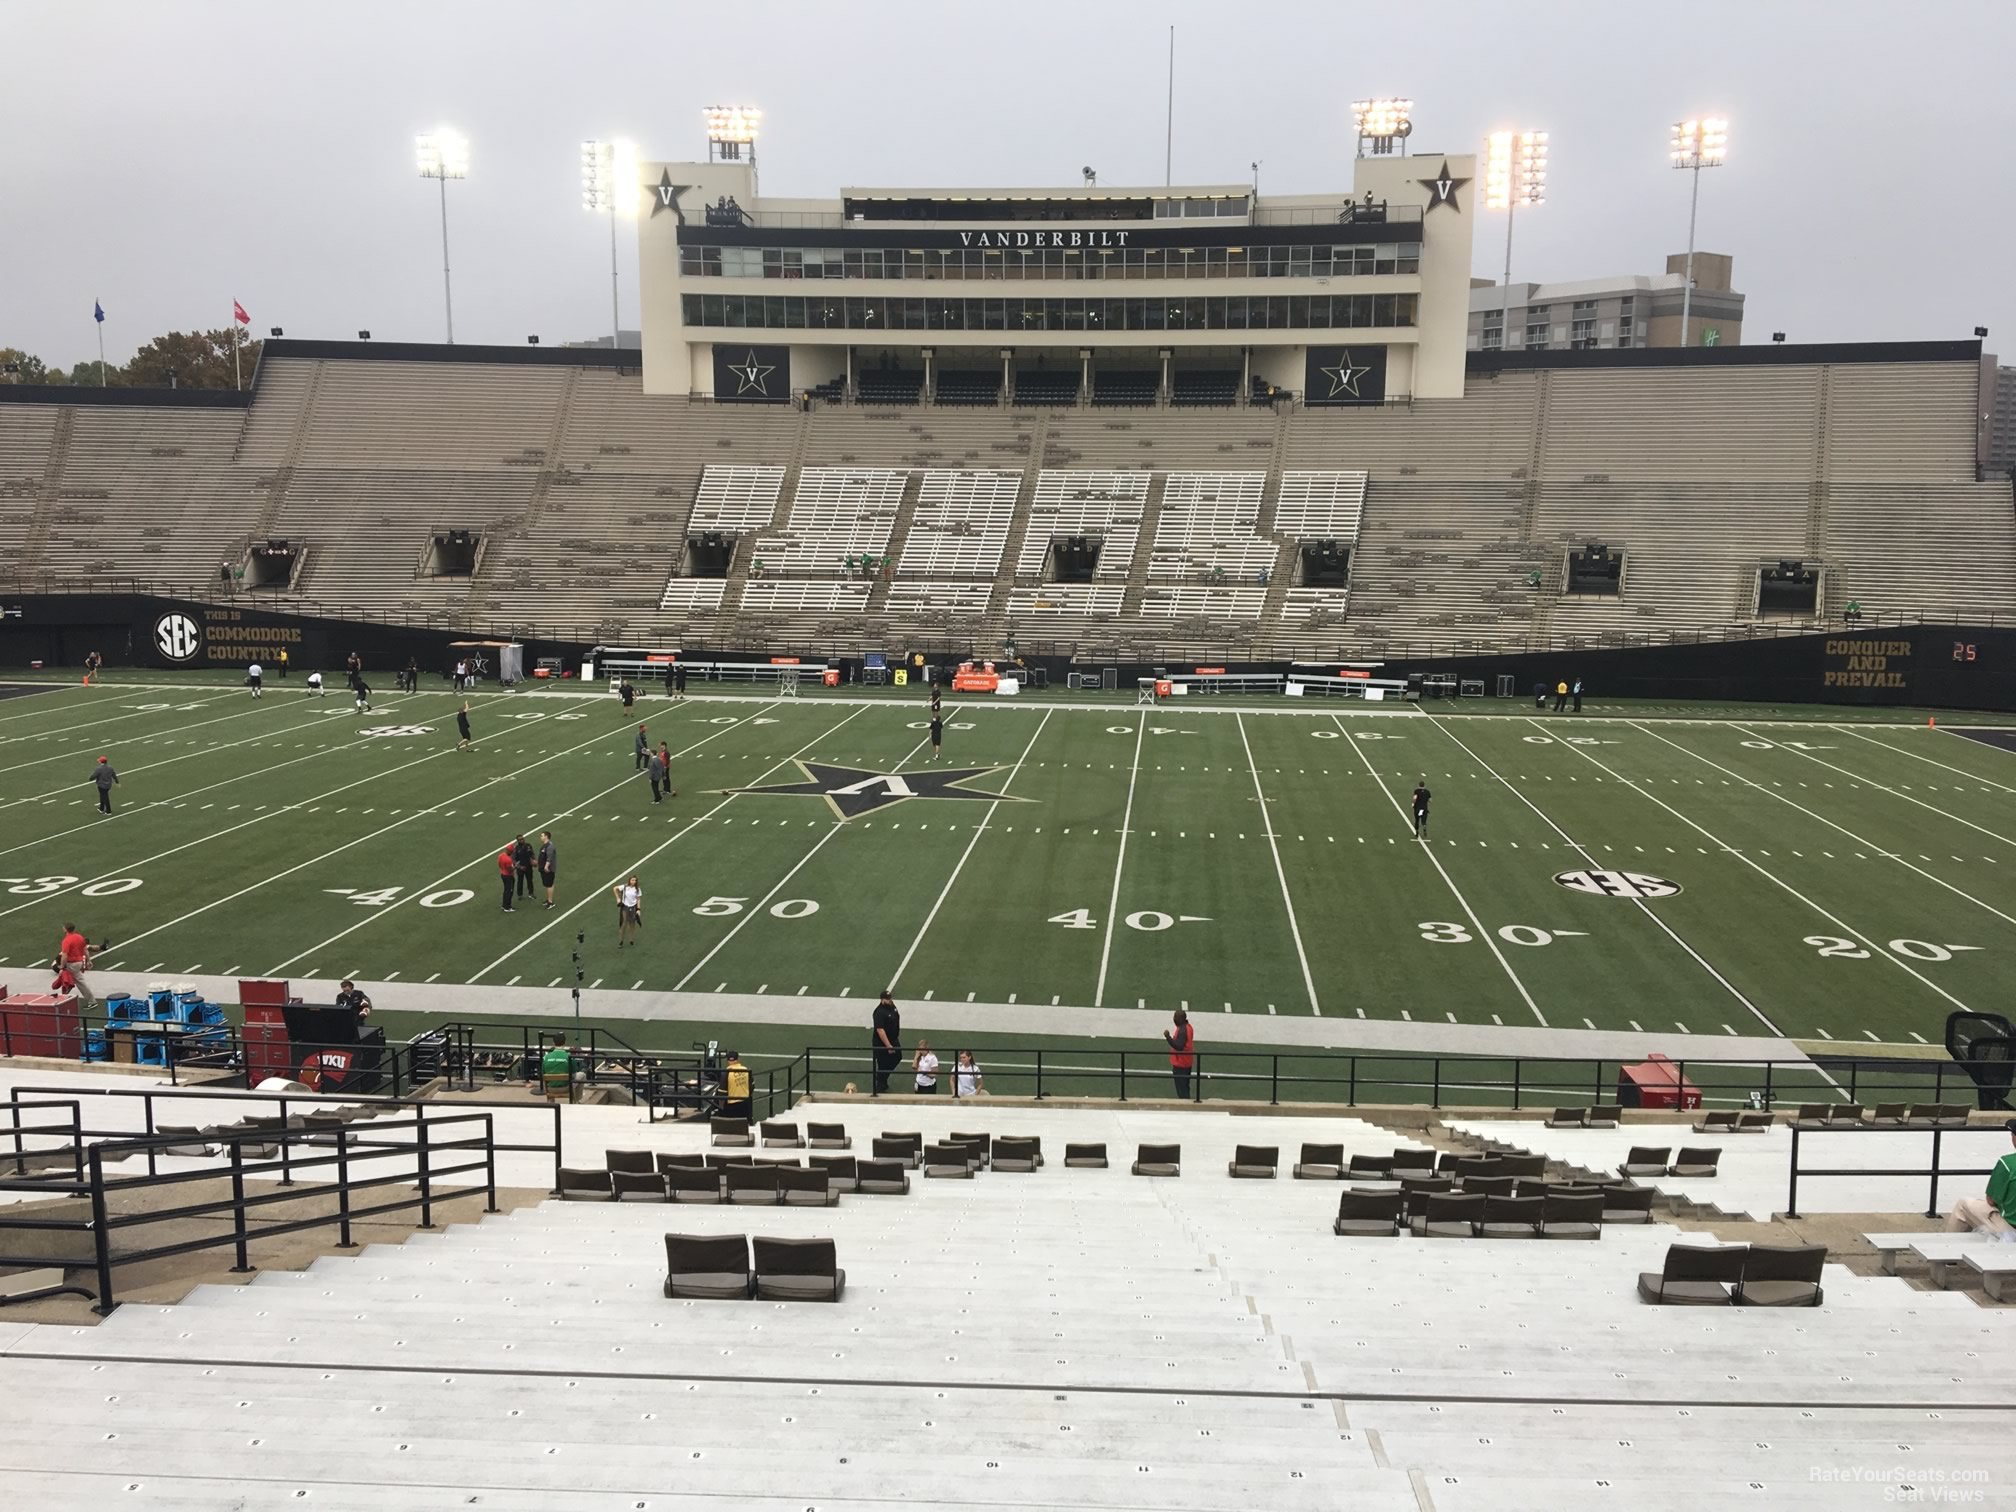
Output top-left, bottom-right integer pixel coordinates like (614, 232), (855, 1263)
(1861, 1230), (1995, 1287)
(1962, 1245), (2016, 1300)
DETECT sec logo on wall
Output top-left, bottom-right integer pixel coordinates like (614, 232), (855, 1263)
(154, 612), (201, 663)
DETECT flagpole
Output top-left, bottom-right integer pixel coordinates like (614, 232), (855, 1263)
(233, 317), (242, 391)
(96, 316), (107, 388)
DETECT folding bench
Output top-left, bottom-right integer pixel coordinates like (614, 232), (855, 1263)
(663, 1233), (752, 1299)
(810, 1154), (859, 1192)
(1333, 1190), (1403, 1237)
(1228, 1145), (1278, 1179)
(557, 1167), (613, 1201)
(992, 1137), (1040, 1173)
(1733, 1244), (1826, 1306)
(780, 1166), (838, 1207)
(1131, 1143), (1181, 1178)
(1063, 1142), (1108, 1169)
(725, 1165), (783, 1205)
(753, 1236), (845, 1301)
(806, 1122), (852, 1149)
(855, 1158), (911, 1195)
(1668, 1146), (1721, 1178)
(612, 1170), (667, 1201)
(760, 1121), (804, 1148)
(709, 1116), (754, 1148)
(667, 1167), (723, 1204)
(1637, 1243), (1745, 1304)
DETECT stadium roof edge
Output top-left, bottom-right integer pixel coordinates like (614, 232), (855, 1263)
(1467, 338), (1982, 374)
(0, 383), (250, 409)
(258, 338), (638, 369)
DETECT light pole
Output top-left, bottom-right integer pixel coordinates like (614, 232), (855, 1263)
(1350, 98), (1414, 157)
(1669, 117), (1727, 346)
(416, 128), (470, 344)
(1484, 129), (1548, 350)
(581, 139), (640, 350)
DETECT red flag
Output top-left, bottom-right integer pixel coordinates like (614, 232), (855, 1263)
(233, 300), (250, 325)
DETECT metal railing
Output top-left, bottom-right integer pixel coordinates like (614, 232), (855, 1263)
(799, 1044), (1986, 1112)
(1784, 1123), (1996, 1220)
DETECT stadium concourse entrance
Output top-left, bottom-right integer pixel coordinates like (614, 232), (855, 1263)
(821, 347), (1265, 409)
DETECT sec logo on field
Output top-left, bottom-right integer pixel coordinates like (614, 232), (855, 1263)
(1554, 869), (1681, 899)
(154, 613), (201, 663)
(361, 725), (434, 738)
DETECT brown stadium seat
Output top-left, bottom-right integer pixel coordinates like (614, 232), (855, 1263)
(1733, 1244), (1826, 1307)
(1600, 1185), (1656, 1224)
(1547, 1107), (1589, 1128)
(1735, 1110), (1775, 1132)
(709, 1116), (753, 1148)
(1389, 1148), (1435, 1176)
(1668, 1147), (1721, 1177)
(806, 1122), (852, 1149)
(655, 1152), (707, 1175)
(1692, 1109), (1739, 1134)
(1414, 1192), (1485, 1238)
(605, 1148), (656, 1174)
(611, 1169), (666, 1202)
(667, 1167), (723, 1204)
(1063, 1142), (1108, 1169)
(1540, 1190), (1604, 1240)
(1637, 1244), (1745, 1305)
(1131, 1143), (1181, 1178)
(1333, 1190), (1404, 1237)
(809, 1154), (859, 1192)
(1867, 1103), (1909, 1125)
(948, 1132), (991, 1168)
(1478, 1194), (1544, 1239)
(992, 1137), (1040, 1173)
(663, 1233), (752, 1299)
(1618, 1146), (1672, 1179)
(1497, 1153), (1548, 1178)
(705, 1152), (756, 1169)
(725, 1164), (782, 1204)
(855, 1158), (911, 1195)
(752, 1236), (845, 1302)
(780, 1165), (838, 1206)
(1228, 1145), (1278, 1179)
(1293, 1143), (1346, 1180)
(1584, 1105), (1622, 1129)
(924, 1142), (976, 1178)
(557, 1167), (613, 1201)
(874, 1134), (922, 1168)
(1462, 1174), (1515, 1199)
(760, 1120), (804, 1147)
(1346, 1153), (1397, 1183)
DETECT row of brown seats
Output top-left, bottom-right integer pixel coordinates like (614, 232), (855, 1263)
(560, 1156), (912, 1200)
(1637, 1243), (1825, 1306)
(1296, 1147), (1552, 1182)
(663, 1233), (843, 1301)
(1335, 1188), (1615, 1239)
(710, 1117), (854, 1149)
(1786, 1102), (1972, 1130)
(1546, 1106), (1622, 1129)
(1617, 1146), (1721, 1179)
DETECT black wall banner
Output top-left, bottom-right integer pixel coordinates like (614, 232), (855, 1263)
(1303, 345), (1387, 406)
(712, 344), (790, 403)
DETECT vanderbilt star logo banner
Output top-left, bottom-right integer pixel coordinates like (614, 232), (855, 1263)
(1303, 345), (1387, 406)
(722, 761), (1029, 820)
(711, 343), (789, 403)
(1418, 159), (1468, 214)
(649, 170), (692, 222)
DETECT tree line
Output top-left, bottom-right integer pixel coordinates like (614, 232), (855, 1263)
(0, 329), (264, 390)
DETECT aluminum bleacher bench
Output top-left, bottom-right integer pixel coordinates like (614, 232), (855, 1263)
(1292, 1143), (1346, 1180)
(663, 1233), (752, 1299)
(753, 1236), (844, 1302)
(1637, 1243), (1746, 1305)
(1333, 1190), (1403, 1237)
(854, 1158), (910, 1195)
(611, 1170), (667, 1202)
(1228, 1145), (1278, 1179)
(1063, 1142), (1107, 1169)
(1132, 1143), (1181, 1178)
(557, 1167), (613, 1201)
(709, 1116), (754, 1148)
(667, 1167), (722, 1204)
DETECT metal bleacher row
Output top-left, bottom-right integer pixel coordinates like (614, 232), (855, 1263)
(3, 347), (2011, 657)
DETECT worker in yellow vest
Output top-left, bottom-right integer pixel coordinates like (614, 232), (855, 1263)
(723, 1050), (752, 1123)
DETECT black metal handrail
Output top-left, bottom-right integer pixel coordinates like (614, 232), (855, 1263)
(1783, 1123), (2000, 1220)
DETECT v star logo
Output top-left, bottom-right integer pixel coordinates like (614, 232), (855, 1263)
(727, 350), (774, 395)
(1418, 159), (1469, 214)
(649, 169), (692, 222)
(1319, 351), (1371, 399)
(722, 761), (1029, 820)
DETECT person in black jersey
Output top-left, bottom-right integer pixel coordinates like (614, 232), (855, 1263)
(1411, 779), (1431, 840)
(455, 702), (473, 751)
(871, 990), (902, 1095)
(928, 711), (944, 761)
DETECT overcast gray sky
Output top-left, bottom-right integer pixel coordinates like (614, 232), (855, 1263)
(8, 0), (2012, 367)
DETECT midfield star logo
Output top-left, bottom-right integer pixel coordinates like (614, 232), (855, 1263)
(723, 762), (1028, 820)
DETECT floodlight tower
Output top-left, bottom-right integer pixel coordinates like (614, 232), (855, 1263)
(581, 139), (640, 350)
(416, 128), (470, 344)
(1351, 99), (1414, 157)
(1484, 129), (1548, 348)
(1670, 116), (1728, 344)
(704, 105), (761, 179)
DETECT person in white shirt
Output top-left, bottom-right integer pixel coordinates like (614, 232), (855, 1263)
(913, 1040), (940, 1094)
(246, 661), (263, 697)
(954, 1050), (982, 1098)
(306, 670), (325, 696)
(613, 875), (642, 946)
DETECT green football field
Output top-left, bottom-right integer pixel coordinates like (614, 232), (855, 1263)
(3, 671), (2015, 1054)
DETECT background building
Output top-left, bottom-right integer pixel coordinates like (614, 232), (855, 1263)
(1468, 252), (1743, 352)
(1986, 363), (2016, 477)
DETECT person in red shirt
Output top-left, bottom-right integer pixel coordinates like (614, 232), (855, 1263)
(1163, 1008), (1196, 1100)
(56, 923), (92, 1006)
(497, 846), (517, 914)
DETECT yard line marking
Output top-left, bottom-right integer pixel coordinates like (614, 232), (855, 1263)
(469, 705), (869, 986)
(1639, 722), (2016, 933)
(1347, 716), (1541, 1024)
(0, 739), (471, 923)
(1841, 725), (2016, 795)
(1238, 714), (1322, 1016)
(1733, 723), (2016, 851)
(1555, 722), (1980, 1021)
(0, 688), (240, 745)
(1431, 714), (1774, 1035)
(1093, 720), (1149, 1009)
(889, 709), (1053, 994)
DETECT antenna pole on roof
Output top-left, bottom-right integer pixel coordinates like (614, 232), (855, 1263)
(1164, 26), (1175, 187)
